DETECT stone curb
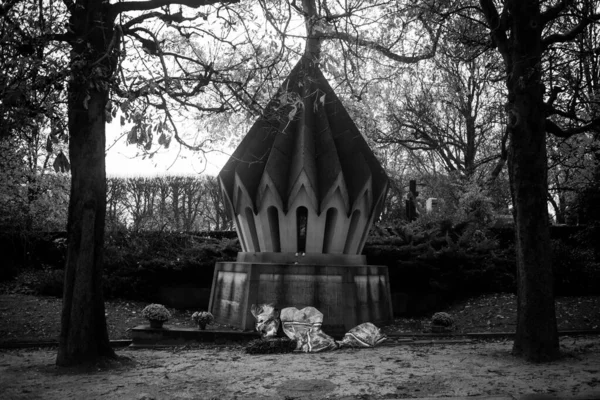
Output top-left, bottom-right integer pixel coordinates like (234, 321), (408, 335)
(1, 329), (599, 350)
(389, 397), (512, 400)
(0, 339), (132, 349)
(517, 393), (600, 400)
(387, 329), (600, 339)
(388, 393), (600, 400)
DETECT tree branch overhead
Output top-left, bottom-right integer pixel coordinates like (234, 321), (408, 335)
(111, 0), (239, 16)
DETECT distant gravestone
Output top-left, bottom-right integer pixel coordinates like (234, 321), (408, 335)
(426, 197), (443, 213)
(406, 180), (419, 221)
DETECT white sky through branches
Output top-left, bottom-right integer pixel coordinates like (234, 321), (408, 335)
(105, 118), (230, 177)
(103, 2), (304, 178)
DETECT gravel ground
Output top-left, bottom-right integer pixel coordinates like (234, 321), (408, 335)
(1, 336), (599, 399)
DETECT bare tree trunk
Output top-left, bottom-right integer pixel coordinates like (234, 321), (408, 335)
(506, 0), (559, 362)
(465, 114), (476, 176)
(550, 172), (567, 224)
(57, 2), (116, 366)
(171, 181), (181, 230)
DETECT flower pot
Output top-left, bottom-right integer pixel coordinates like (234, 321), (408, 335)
(149, 319), (165, 329)
(198, 322), (207, 330)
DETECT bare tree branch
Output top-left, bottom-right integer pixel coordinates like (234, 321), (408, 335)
(320, 24), (442, 64)
(121, 11), (164, 31)
(544, 85), (564, 108)
(542, 12), (600, 49)
(488, 126), (509, 182)
(61, 0), (74, 11)
(478, 0), (511, 68)
(540, 0), (573, 26)
(0, 0), (19, 16)
(111, 0), (239, 16)
(545, 117), (600, 138)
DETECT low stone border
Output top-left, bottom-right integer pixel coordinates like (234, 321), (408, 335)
(465, 329), (600, 338)
(393, 394), (600, 400)
(129, 325), (260, 347)
(2, 329), (599, 350)
(388, 329), (600, 339)
(0, 339), (132, 349)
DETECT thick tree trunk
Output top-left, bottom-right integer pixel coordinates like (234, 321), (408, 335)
(57, 2), (116, 366)
(172, 186), (181, 230)
(465, 115), (476, 175)
(508, 0), (559, 362)
(556, 188), (567, 225)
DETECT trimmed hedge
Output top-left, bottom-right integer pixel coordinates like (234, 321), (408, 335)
(3, 226), (599, 304)
(0, 231), (67, 281)
(364, 226), (517, 306)
(101, 231), (239, 301)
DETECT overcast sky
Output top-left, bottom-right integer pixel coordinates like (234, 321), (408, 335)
(105, 116), (230, 177)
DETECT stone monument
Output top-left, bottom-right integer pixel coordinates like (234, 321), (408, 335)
(208, 55), (393, 335)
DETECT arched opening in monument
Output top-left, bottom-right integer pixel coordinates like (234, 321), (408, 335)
(323, 207), (338, 253)
(344, 209), (361, 254)
(296, 206), (308, 253)
(267, 206), (281, 252)
(245, 207), (261, 252)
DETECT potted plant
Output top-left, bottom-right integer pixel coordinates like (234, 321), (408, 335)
(142, 303), (171, 329)
(431, 312), (454, 333)
(192, 311), (214, 330)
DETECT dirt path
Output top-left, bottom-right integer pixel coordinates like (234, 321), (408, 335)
(1, 337), (599, 400)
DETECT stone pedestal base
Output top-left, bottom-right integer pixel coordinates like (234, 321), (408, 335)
(209, 254), (393, 336)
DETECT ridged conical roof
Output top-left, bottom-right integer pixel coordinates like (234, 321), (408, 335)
(219, 59), (388, 218)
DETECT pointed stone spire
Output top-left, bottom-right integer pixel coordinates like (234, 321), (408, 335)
(218, 0), (387, 255)
(210, 1), (393, 335)
(218, 58), (388, 255)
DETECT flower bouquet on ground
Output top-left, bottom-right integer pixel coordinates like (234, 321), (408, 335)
(142, 304), (171, 328)
(192, 311), (214, 330)
(430, 312), (454, 333)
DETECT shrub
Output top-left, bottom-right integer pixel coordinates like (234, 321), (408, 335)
(455, 182), (495, 226)
(100, 231), (240, 301)
(0, 252), (20, 283)
(431, 312), (454, 327)
(142, 303), (171, 321)
(0, 232), (22, 282)
(192, 311), (214, 328)
(5, 226), (596, 308)
(552, 240), (600, 296)
(32, 269), (64, 298)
